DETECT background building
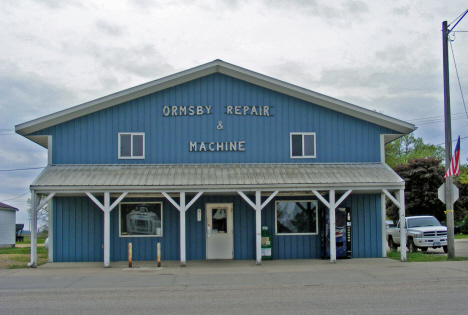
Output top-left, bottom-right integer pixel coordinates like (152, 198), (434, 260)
(0, 202), (19, 248)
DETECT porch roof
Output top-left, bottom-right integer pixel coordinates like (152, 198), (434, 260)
(31, 163), (404, 193)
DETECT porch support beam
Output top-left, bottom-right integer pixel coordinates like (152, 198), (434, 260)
(237, 190), (278, 265)
(35, 192), (55, 213)
(162, 191), (204, 267)
(86, 191), (128, 267)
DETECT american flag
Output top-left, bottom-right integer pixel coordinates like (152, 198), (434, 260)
(445, 136), (461, 178)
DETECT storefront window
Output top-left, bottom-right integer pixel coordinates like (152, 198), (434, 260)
(276, 200), (318, 235)
(119, 202), (162, 237)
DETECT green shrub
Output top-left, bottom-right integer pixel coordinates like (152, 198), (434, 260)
(461, 215), (468, 234)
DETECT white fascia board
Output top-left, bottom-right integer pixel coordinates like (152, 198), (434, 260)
(15, 59), (415, 139)
(30, 182), (405, 194)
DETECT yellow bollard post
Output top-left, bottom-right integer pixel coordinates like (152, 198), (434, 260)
(128, 243), (132, 268)
(157, 242), (161, 267)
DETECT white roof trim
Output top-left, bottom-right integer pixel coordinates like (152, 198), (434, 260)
(15, 60), (415, 139)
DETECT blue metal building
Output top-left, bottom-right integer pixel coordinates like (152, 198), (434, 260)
(16, 60), (414, 267)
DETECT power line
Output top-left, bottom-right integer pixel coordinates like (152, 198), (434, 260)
(449, 39), (468, 126)
(0, 192), (30, 202)
(449, 10), (468, 26)
(0, 167), (45, 172)
(436, 135), (468, 146)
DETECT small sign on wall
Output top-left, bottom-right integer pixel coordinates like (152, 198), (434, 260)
(197, 209), (202, 221)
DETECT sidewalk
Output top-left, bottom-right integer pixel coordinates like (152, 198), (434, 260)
(1, 258), (468, 291)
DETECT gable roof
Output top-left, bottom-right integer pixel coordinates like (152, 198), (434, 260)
(15, 59), (415, 147)
(0, 202), (19, 211)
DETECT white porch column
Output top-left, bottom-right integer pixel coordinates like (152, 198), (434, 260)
(48, 198), (54, 262)
(86, 191), (128, 267)
(381, 193), (386, 258)
(237, 190), (278, 265)
(398, 189), (407, 262)
(29, 191), (38, 268)
(329, 190), (336, 263)
(162, 191), (203, 267)
(383, 189), (406, 262)
(103, 192), (111, 267)
(255, 191), (262, 265)
(312, 189), (352, 263)
(180, 192), (186, 266)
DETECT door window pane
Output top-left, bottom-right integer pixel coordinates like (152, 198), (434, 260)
(212, 208), (227, 233)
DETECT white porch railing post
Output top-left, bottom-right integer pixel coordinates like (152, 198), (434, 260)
(329, 190), (336, 263)
(398, 189), (407, 262)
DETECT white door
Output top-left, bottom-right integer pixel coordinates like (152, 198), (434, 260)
(206, 203), (233, 259)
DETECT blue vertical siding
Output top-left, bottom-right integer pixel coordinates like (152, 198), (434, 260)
(52, 193), (382, 262)
(343, 194), (382, 258)
(53, 197), (104, 262)
(32, 73), (398, 165)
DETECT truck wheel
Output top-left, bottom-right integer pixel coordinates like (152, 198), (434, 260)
(421, 247), (428, 252)
(408, 239), (418, 253)
(443, 246), (448, 253)
(388, 237), (397, 251)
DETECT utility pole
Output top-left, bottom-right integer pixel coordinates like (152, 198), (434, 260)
(442, 20), (455, 259)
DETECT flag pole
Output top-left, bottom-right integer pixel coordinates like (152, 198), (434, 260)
(442, 20), (455, 258)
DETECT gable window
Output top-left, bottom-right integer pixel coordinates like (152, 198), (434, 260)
(119, 133), (145, 159)
(276, 200), (318, 235)
(290, 132), (316, 158)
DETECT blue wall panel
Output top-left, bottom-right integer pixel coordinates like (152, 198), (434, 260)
(33, 73), (398, 165)
(52, 193), (382, 262)
(53, 197), (104, 262)
(343, 194), (382, 258)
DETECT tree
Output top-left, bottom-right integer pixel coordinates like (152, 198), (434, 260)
(27, 198), (49, 232)
(387, 158), (468, 224)
(385, 134), (445, 168)
(386, 158), (446, 223)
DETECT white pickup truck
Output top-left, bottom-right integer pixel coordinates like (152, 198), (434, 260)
(386, 216), (448, 253)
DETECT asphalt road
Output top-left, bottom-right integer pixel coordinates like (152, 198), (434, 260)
(1, 240), (467, 314)
(1, 280), (468, 315)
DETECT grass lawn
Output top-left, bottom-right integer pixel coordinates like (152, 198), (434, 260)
(455, 234), (468, 239)
(0, 234), (48, 269)
(387, 251), (468, 262)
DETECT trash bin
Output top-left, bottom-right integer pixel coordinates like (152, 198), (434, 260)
(261, 226), (272, 260)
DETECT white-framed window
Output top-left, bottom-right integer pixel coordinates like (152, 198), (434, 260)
(290, 132), (316, 158)
(275, 200), (318, 235)
(119, 202), (162, 237)
(118, 133), (145, 159)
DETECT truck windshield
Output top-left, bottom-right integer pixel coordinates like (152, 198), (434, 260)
(407, 217), (442, 228)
